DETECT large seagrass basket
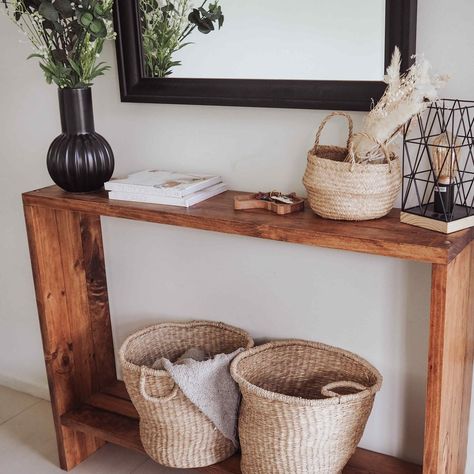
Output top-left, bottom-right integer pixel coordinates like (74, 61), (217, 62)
(303, 112), (401, 221)
(120, 320), (254, 468)
(231, 340), (383, 474)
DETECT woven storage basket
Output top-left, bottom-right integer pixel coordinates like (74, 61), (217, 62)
(231, 340), (383, 474)
(119, 320), (254, 468)
(303, 112), (401, 221)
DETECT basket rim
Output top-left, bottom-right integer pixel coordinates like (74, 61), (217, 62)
(307, 151), (400, 168)
(119, 320), (254, 377)
(230, 339), (383, 407)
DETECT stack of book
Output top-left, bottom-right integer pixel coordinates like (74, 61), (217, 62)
(105, 170), (227, 207)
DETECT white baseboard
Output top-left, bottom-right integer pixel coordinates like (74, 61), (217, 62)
(0, 373), (50, 401)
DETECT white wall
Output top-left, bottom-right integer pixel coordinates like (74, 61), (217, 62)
(0, 0), (473, 469)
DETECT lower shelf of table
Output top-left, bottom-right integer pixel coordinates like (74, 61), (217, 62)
(61, 381), (422, 474)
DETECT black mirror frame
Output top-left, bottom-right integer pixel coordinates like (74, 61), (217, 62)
(113, 0), (417, 111)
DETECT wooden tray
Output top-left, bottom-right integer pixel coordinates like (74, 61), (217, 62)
(234, 193), (304, 215)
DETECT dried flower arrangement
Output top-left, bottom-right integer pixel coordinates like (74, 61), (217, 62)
(140, 0), (224, 78)
(303, 51), (448, 222)
(1, 0), (116, 88)
(354, 47), (449, 162)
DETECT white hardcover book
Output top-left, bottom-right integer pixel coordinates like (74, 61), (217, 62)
(105, 170), (222, 197)
(108, 182), (227, 207)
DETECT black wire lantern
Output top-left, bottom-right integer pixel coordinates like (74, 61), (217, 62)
(401, 99), (474, 233)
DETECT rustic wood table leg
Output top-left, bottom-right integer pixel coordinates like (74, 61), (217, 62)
(24, 205), (116, 470)
(424, 242), (474, 473)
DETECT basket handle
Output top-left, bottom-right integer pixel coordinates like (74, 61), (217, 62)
(321, 381), (370, 398)
(139, 367), (179, 403)
(313, 112), (354, 149)
(347, 132), (393, 171)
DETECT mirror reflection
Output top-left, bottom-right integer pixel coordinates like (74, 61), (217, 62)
(139, 0), (386, 80)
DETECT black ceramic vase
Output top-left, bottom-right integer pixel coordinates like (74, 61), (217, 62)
(47, 87), (114, 193)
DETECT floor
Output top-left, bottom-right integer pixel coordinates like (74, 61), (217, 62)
(0, 385), (188, 473)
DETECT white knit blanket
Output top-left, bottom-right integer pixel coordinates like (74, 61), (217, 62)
(160, 348), (244, 446)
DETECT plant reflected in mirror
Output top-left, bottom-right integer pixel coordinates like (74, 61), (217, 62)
(140, 0), (224, 78)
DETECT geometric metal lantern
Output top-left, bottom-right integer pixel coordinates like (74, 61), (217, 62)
(400, 99), (474, 233)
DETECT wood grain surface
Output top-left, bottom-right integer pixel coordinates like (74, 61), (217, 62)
(62, 403), (422, 474)
(23, 186), (474, 264)
(24, 206), (105, 469)
(423, 242), (474, 473)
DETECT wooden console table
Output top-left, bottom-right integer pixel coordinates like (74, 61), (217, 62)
(23, 186), (474, 474)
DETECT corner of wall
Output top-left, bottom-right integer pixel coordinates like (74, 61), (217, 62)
(0, 373), (50, 401)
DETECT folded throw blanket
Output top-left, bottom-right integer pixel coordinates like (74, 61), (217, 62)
(160, 348), (244, 446)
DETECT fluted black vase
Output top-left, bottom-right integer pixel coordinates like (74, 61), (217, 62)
(47, 87), (114, 193)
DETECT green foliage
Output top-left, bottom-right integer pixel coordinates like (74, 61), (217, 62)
(2, 0), (115, 88)
(188, 1), (223, 34)
(140, 0), (224, 78)
(78, 5), (108, 38)
(38, 2), (59, 22)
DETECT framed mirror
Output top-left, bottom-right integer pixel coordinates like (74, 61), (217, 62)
(114, 0), (417, 110)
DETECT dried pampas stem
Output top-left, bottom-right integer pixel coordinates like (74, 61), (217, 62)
(354, 47), (449, 163)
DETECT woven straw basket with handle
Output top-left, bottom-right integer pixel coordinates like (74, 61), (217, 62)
(231, 340), (383, 474)
(303, 112), (401, 221)
(119, 321), (254, 468)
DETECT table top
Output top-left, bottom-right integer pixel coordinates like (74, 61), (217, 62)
(23, 186), (474, 264)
